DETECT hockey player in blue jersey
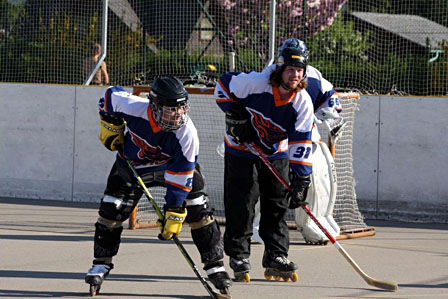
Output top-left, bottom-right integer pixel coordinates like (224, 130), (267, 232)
(85, 77), (231, 296)
(215, 40), (315, 282)
(261, 38), (345, 244)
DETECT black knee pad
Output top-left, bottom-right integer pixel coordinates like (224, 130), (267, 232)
(185, 202), (214, 223)
(100, 161), (143, 221)
(94, 222), (123, 258)
(191, 220), (224, 263)
(98, 194), (140, 222)
(186, 163), (208, 200)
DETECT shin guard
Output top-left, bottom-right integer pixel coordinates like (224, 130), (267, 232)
(191, 219), (224, 263)
(93, 222), (123, 259)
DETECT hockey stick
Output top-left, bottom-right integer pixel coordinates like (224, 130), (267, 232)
(244, 142), (398, 292)
(125, 159), (230, 299)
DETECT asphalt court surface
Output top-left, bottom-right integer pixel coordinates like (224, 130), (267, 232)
(1, 198), (447, 299)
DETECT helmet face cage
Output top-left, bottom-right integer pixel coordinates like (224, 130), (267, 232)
(148, 76), (190, 131)
(151, 101), (190, 131)
(277, 38), (309, 70)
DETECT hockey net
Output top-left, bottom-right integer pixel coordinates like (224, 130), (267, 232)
(129, 86), (373, 238)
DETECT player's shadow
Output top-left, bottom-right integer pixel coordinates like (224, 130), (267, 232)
(0, 270), (207, 298)
(0, 269), (200, 282)
(0, 289), (204, 298)
(399, 281), (448, 289)
(0, 233), (195, 245)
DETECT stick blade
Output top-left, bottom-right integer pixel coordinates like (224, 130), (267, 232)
(367, 278), (398, 292)
(213, 290), (232, 299)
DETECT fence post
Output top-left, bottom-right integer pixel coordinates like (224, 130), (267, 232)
(229, 52), (235, 72)
(265, 0), (276, 68)
(84, 0), (109, 85)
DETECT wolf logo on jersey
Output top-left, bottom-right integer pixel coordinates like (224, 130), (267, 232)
(248, 108), (287, 147)
(129, 131), (171, 166)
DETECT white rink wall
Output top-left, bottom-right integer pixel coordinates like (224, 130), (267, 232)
(0, 84), (117, 202)
(353, 95), (448, 222)
(0, 83), (447, 222)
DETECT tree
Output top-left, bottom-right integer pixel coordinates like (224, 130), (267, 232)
(215, 0), (347, 63)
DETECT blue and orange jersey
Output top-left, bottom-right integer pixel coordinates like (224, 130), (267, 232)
(215, 71), (314, 177)
(99, 85), (198, 206)
(262, 64), (342, 114)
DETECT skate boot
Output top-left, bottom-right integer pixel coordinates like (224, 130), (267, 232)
(85, 262), (113, 296)
(262, 254), (298, 282)
(206, 265), (232, 298)
(229, 257), (251, 283)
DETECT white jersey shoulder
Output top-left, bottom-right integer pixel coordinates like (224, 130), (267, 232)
(306, 65), (334, 95)
(229, 70), (272, 99)
(175, 119), (199, 163)
(291, 89), (314, 133)
(110, 90), (150, 120)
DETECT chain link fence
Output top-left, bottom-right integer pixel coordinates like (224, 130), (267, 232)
(1, 0), (447, 95)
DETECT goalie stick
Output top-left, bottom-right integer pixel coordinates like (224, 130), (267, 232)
(245, 142), (398, 292)
(125, 159), (231, 299)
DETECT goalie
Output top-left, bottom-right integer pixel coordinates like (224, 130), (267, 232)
(290, 38), (344, 244)
(257, 38), (346, 245)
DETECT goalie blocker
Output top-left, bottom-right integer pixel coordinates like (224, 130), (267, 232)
(294, 141), (340, 244)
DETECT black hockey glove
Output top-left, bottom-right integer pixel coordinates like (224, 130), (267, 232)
(225, 110), (253, 143)
(286, 173), (311, 209)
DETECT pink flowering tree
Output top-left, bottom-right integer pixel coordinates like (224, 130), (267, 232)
(215, 0), (347, 67)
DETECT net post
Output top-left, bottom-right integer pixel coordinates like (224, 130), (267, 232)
(129, 206), (137, 230)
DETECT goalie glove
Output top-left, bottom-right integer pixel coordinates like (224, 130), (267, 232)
(98, 111), (125, 151)
(225, 110), (254, 143)
(315, 107), (346, 144)
(157, 206), (187, 240)
(286, 173), (311, 209)
(328, 117), (346, 145)
(315, 106), (341, 122)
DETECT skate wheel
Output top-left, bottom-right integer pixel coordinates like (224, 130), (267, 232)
(275, 276), (282, 281)
(89, 284), (100, 296)
(264, 274), (273, 280)
(283, 277), (290, 282)
(291, 272), (298, 282)
(235, 272), (250, 283)
(242, 272), (250, 283)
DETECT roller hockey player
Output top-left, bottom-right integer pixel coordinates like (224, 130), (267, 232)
(85, 77), (231, 297)
(255, 38), (344, 245)
(215, 40), (314, 283)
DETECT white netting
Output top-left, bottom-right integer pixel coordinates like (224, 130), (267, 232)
(131, 89), (366, 232)
(1, 1), (447, 95)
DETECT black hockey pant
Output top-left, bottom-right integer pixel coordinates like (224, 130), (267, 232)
(223, 153), (290, 260)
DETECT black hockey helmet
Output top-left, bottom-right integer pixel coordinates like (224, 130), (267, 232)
(149, 76), (189, 107)
(277, 38), (309, 70)
(149, 76), (190, 131)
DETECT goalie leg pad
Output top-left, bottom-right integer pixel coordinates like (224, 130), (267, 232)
(93, 221), (123, 259)
(295, 142), (340, 243)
